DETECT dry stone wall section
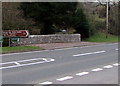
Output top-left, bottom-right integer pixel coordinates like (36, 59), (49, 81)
(13, 34), (81, 45)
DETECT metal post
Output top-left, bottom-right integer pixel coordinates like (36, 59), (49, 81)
(0, 42), (1, 47)
(9, 38), (11, 47)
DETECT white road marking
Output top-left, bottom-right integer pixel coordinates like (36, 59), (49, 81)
(103, 65), (113, 69)
(39, 81), (53, 85)
(76, 72), (89, 76)
(1, 50), (49, 56)
(1, 43), (117, 56)
(0, 58), (55, 70)
(54, 47), (79, 51)
(38, 62), (117, 84)
(115, 48), (118, 51)
(113, 63), (119, 66)
(0, 58), (48, 65)
(91, 68), (103, 72)
(14, 62), (21, 65)
(56, 76), (73, 81)
(73, 51), (106, 57)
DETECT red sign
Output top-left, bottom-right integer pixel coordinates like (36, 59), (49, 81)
(3, 30), (29, 38)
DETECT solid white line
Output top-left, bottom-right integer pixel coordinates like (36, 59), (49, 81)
(0, 58), (55, 70)
(56, 76), (73, 81)
(76, 72), (89, 76)
(113, 63), (119, 66)
(39, 81), (53, 85)
(17, 58), (46, 63)
(80, 43), (118, 48)
(1, 50), (49, 56)
(103, 65), (113, 69)
(14, 62), (21, 65)
(1, 43), (117, 56)
(0, 58), (47, 65)
(0, 60), (51, 70)
(50, 58), (55, 61)
(54, 47), (79, 51)
(73, 51), (106, 57)
(91, 68), (103, 72)
(43, 58), (55, 62)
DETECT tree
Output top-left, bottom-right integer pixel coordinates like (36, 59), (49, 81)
(108, 4), (119, 35)
(20, 2), (77, 34)
(2, 2), (35, 30)
(74, 9), (90, 39)
(20, 2), (92, 39)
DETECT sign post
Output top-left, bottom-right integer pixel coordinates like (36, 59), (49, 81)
(3, 30), (29, 38)
(0, 36), (3, 47)
(9, 37), (10, 47)
(0, 36), (3, 42)
(11, 37), (19, 42)
(2, 30), (29, 47)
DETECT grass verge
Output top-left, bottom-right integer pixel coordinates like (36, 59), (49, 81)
(84, 32), (118, 42)
(0, 46), (44, 54)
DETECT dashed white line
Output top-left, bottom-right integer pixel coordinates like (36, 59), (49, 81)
(76, 72), (89, 76)
(113, 63), (119, 66)
(91, 68), (103, 72)
(73, 51), (106, 57)
(103, 65), (113, 69)
(39, 81), (53, 85)
(56, 76), (73, 81)
(37, 63), (118, 84)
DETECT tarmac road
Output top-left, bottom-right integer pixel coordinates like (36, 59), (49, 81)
(1, 43), (118, 85)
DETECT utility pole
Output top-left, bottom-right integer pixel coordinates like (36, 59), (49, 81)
(106, 0), (109, 38)
(97, 0), (109, 39)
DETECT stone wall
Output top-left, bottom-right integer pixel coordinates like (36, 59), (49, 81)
(12, 34), (81, 45)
